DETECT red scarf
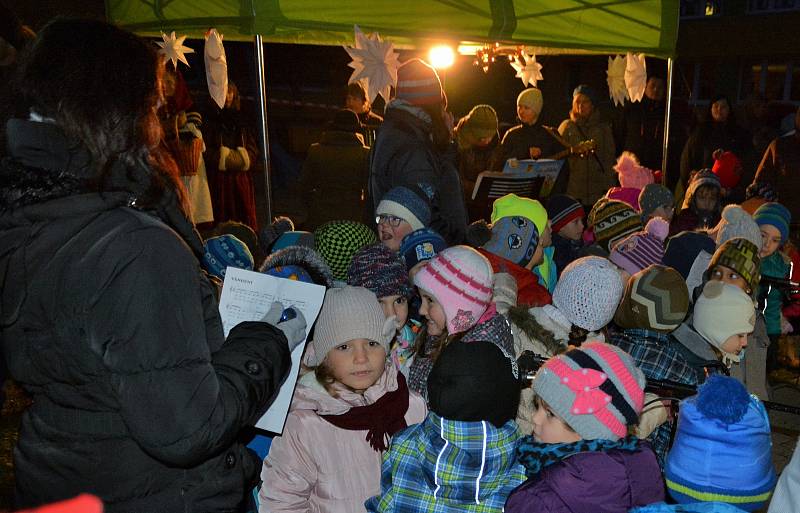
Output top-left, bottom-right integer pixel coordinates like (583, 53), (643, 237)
(319, 373), (410, 452)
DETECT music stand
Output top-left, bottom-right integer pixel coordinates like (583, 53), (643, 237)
(470, 160), (563, 220)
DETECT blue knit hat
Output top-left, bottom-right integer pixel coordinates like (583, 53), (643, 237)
(665, 376), (776, 511)
(347, 243), (412, 299)
(482, 216), (540, 267)
(399, 228), (447, 271)
(376, 186), (432, 231)
(753, 202), (791, 243)
(573, 84), (598, 105)
(202, 235), (254, 279)
(270, 231), (315, 252)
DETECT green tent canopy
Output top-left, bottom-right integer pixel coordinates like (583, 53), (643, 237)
(107, 0), (678, 58)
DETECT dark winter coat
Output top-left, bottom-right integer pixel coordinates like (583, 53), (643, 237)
(369, 100), (467, 245)
(299, 130), (371, 230)
(620, 97), (665, 171)
(754, 132), (800, 223)
(491, 122), (565, 170)
(504, 445), (664, 513)
(680, 122), (750, 188)
(0, 119), (291, 512)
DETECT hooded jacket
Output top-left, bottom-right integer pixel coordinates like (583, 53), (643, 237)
(0, 119), (291, 511)
(365, 413), (526, 512)
(506, 304), (605, 435)
(505, 443), (665, 513)
(260, 364), (426, 513)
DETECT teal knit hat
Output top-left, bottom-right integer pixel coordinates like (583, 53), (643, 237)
(753, 202), (791, 243)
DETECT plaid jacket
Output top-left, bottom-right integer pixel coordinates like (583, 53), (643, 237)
(365, 413), (526, 513)
(610, 328), (700, 468)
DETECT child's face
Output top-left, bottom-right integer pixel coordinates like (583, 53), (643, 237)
(526, 241), (545, 270)
(759, 224), (782, 258)
(558, 217), (585, 241)
(540, 220), (553, 248)
(694, 186), (719, 212)
(377, 216), (414, 252)
(418, 287), (447, 336)
(721, 333), (748, 356)
(378, 294), (409, 329)
(325, 338), (387, 393)
(531, 396), (582, 444)
(650, 205), (674, 223)
(709, 264), (751, 296)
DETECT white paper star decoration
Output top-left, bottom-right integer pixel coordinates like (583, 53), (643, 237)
(607, 55), (628, 107)
(510, 51), (543, 87)
(157, 31), (194, 68)
(625, 52), (648, 103)
(204, 29), (228, 109)
(343, 25), (399, 104)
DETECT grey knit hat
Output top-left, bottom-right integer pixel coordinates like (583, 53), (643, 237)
(309, 286), (390, 365)
(712, 205), (762, 249)
(553, 256), (625, 331)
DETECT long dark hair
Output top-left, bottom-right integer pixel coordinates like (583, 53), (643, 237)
(13, 18), (185, 210)
(697, 94), (737, 138)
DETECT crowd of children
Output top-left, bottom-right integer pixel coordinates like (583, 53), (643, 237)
(196, 159), (798, 512)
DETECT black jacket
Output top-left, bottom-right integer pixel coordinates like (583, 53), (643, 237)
(0, 119), (291, 511)
(369, 102), (467, 244)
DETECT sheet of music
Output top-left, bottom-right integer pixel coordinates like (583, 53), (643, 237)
(218, 267), (326, 434)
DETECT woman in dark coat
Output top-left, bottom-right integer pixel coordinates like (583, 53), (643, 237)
(0, 20), (305, 511)
(680, 94), (751, 189)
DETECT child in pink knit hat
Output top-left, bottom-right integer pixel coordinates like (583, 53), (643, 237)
(407, 245), (516, 399)
(606, 152), (655, 211)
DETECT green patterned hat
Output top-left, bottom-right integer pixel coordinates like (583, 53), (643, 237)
(314, 220), (378, 281)
(707, 237), (761, 298)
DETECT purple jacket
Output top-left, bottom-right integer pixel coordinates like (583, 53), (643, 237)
(504, 447), (665, 513)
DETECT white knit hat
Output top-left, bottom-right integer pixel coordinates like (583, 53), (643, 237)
(553, 256), (625, 331)
(713, 205), (762, 249)
(693, 281), (756, 355)
(309, 286), (390, 365)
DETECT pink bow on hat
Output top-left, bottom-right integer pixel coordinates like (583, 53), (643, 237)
(559, 367), (611, 415)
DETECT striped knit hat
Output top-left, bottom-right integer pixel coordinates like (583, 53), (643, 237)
(547, 194), (585, 234)
(609, 218), (669, 276)
(588, 198), (643, 252)
(532, 341), (646, 440)
(347, 243), (412, 299)
(665, 375), (776, 511)
(753, 201), (791, 243)
(414, 245), (494, 334)
(614, 265), (690, 333)
(376, 186), (431, 231)
(395, 58), (444, 106)
(707, 238), (761, 298)
(314, 220), (378, 282)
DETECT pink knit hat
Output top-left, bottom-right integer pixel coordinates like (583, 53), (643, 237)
(414, 245), (494, 334)
(609, 217), (669, 276)
(614, 152), (654, 190)
(396, 58), (444, 106)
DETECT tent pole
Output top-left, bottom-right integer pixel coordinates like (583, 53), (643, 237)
(662, 57), (674, 187)
(254, 34), (273, 221)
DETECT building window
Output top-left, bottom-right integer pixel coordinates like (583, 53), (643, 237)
(681, 0), (723, 18)
(747, 0), (799, 13)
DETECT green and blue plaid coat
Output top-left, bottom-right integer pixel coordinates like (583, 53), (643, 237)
(365, 413), (526, 513)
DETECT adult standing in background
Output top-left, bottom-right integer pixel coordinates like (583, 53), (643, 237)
(619, 76), (666, 171)
(559, 84), (616, 206)
(369, 58), (467, 245)
(0, 19), (306, 510)
(753, 106), (800, 229)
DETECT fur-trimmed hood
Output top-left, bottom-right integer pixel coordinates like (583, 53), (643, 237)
(259, 245), (335, 288)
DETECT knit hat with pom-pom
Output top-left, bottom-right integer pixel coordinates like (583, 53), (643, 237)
(609, 218), (669, 276)
(588, 198), (643, 252)
(712, 205), (762, 249)
(259, 216), (295, 254)
(614, 152), (654, 190)
(553, 256), (625, 331)
(712, 151), (742, 190)
(665, 375), (776, 511)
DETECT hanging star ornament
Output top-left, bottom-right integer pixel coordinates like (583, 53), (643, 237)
(157, 31), (194, 68)
(510, 51), (543, 87)
(625, 52), (648, 103)
(204, 29), (228, 109)
(343, 25), (400, 104)
(607, 55), (628, 107)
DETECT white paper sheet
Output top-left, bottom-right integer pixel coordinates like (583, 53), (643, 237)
(218, 267), (325, 434)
